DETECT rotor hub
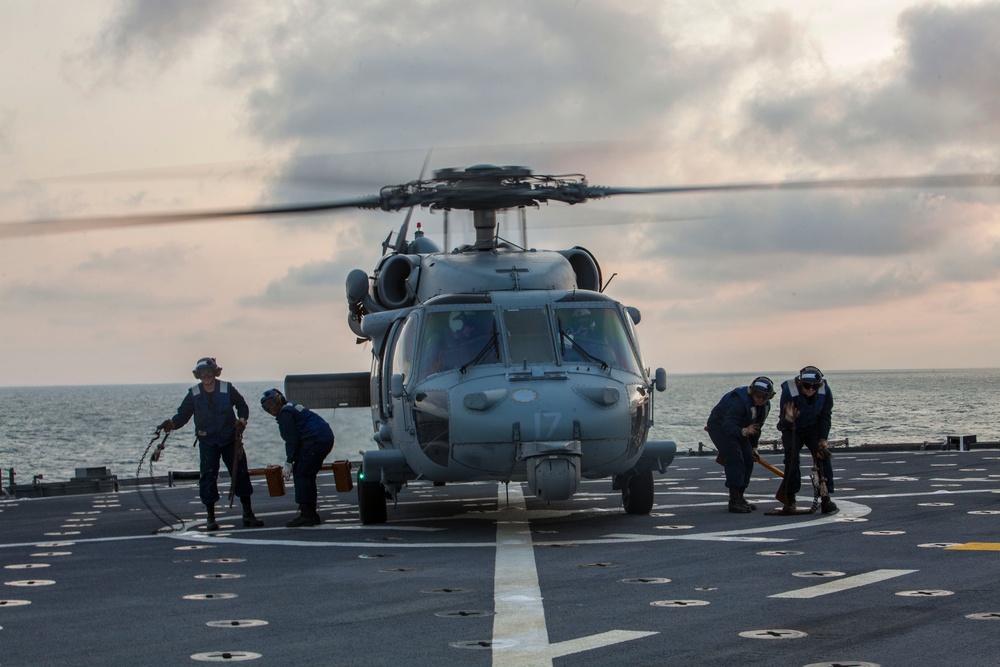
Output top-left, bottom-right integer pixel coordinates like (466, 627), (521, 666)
(375, 164), (594, 212)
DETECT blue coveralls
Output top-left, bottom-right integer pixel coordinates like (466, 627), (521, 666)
(275, 402), (335, 505)
(706, 387), (769, 490)
(170, 380), (253, 505)
(777, 379), (835, 495)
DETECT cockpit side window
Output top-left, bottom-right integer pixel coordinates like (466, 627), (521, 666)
(504, 308), (555, 365)
(390, 313), (418, 389)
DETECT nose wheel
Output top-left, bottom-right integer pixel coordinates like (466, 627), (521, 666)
(620, 468), (655, 515)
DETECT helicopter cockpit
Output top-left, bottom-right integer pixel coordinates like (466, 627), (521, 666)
(400, 297), (645, 387)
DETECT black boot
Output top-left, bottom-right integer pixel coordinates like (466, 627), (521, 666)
(240, 496), (264, 527)
(739, 487), (757, 511)
(286, 503), (318, 527)
(204, 504), (220, 531)
(728, 487), (751, 513)
(309, 502), (322, 525)
(821, 496), (839, 514)
(781, 493), (798, 515)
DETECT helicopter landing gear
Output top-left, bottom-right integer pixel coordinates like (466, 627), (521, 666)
(620, 467), (655, 515)
(357, 464), (388, 525)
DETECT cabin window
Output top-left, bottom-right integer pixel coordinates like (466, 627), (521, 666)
(554, 305), (642, 374)
(503, 308), (555, 365)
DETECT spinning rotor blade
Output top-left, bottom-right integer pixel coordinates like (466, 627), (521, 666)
(0, 196), (381, 239)
(6, 164), (1000, 241)
(594, 172), (1000, 198)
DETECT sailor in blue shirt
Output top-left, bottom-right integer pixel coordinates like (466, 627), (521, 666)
(777, 366), (837, 514)
(706, 376), (774, 513)
(261, 388), (335, 527)
(160, 357), (263, 531)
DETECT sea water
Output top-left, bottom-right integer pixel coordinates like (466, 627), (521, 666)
(1, 369), (997, 483)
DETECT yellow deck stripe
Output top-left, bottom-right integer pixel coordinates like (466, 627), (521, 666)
(946, 542), (1000, 551)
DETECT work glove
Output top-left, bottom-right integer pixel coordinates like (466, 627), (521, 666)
(159, 419), (174, 433)
(235, 418), (247, 435)
(816, 439), (831, 459)
(741, 423), (761, 437)
(283, 462), (293, 481)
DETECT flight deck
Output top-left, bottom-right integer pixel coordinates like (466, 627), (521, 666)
(2, 450), (1000, 666)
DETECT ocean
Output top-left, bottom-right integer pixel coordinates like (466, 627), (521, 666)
(2, 369), (997, 484)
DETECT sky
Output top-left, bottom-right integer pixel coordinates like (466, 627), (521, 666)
(1, 0), (999, 386)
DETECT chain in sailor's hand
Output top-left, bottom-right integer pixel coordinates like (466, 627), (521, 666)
(137, 425), (185, 533)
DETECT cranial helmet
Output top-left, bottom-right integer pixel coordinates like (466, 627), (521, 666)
(260, 388), (286, 412)
(749, 376), (775, 399)
(449, 312), (467, 333)
(797, 366), (824, 385)
(192, 357), (222, 378)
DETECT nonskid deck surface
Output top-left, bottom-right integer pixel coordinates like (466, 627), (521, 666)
(2, 451), (1000, 666)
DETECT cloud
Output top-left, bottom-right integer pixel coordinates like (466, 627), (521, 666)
(240, 259), (343, 307)
(744, 2), (1000, 167)
(66, 0), (235, 88)
(232, 1), (742, 153)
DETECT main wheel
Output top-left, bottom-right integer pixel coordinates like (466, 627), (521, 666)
(621, 468), (655, 515)
(357, 465), (388, 525)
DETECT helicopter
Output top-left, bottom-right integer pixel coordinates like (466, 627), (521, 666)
(4, 162), (998, 524)
(285, 164), (678, 524)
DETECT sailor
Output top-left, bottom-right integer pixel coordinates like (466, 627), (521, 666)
(260, 388), (335, 527)
(777, 366), (838, 514)
(706, 377), (774, 513)
(159, 357), (263, 531)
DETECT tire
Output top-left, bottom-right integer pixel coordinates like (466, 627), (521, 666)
(358, 465), (388, 525)
(621, 468), (655, 515)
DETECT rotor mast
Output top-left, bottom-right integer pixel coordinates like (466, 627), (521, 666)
(472, 209), (497, 248)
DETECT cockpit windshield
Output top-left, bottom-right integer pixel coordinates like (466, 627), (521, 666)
(412, 303), (642, 382)
(415, 309), (500, 381)
(555, 305), (642, 374)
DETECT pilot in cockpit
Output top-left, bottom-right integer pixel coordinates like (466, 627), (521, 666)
(564, 309), (597, 344)
(561, 308), (615, 368)
(420, 310), (496, 377)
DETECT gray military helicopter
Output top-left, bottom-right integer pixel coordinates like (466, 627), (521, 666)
(5, 161), (998, 525)
(285, 164), (678, 524)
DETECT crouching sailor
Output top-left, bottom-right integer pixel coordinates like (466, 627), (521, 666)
(777, 366), (838, 515)
(706, 376), (774, 513)
(260, 389), (335, 527)
(160, 357), (264, 531)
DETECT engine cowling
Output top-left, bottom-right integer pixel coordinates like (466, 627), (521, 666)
(557, 247), (602, 291)
(375, 254), (419, 309)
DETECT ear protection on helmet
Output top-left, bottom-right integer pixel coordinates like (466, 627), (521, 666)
(749, 376), (775, 399)
(192, 357), (222, 378)
(797, 366), (824, 384)
(260, 388), (287, 412)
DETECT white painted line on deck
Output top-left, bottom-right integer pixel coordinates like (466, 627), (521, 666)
(770, 569), (917, 599)
(491, 483), (656, 666)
